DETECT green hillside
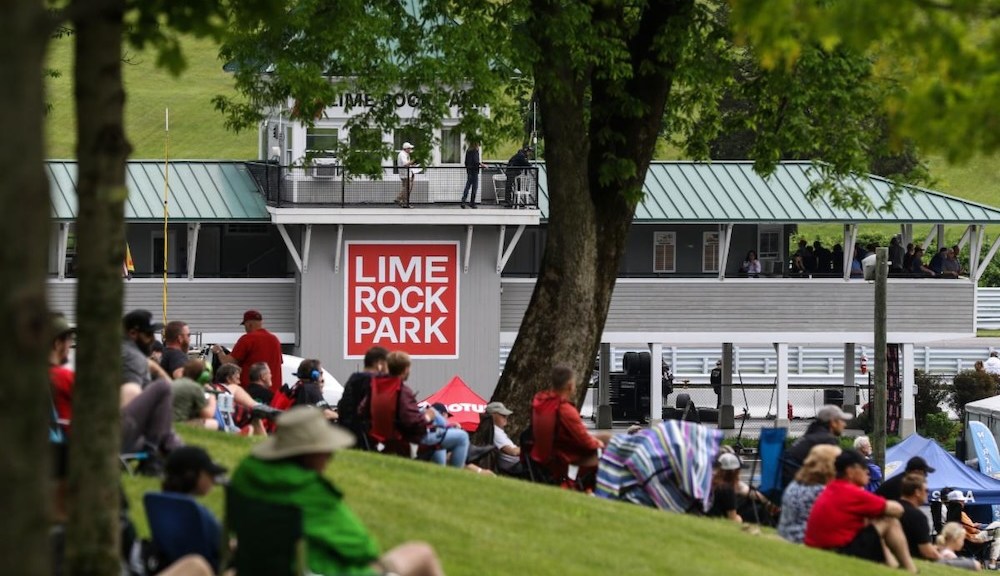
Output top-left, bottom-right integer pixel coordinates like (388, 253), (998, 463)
(45, 35), (256, 160)
(124, 427), (956, 576)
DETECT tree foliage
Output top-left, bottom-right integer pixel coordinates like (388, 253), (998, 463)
(950, 369), (998, 420)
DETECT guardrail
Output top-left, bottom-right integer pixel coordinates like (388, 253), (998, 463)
(500, 345), (999, 380)
(245, 161), (540, 209)
(979, 287), (1000, 329)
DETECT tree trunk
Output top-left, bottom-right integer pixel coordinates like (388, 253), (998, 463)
(488, 0), (692, 441)
(66, 1), (131, 574)
(0, 3), (55, 575)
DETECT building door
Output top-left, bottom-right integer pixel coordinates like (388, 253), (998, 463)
(152, 229), (177, 275)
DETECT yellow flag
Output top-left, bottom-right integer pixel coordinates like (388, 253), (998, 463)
(123, 243), (135, 279)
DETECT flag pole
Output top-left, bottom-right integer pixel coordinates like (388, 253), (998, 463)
(162, 108), (170, 324)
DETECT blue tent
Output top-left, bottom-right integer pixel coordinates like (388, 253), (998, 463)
(886, 434), (1000, 505)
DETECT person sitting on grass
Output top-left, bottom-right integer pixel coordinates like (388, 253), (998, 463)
(229, 407), (445, 576)
(778, 444), (841, 544)
(161, 446), (227, 571)
(421, 402), (470, 469)
(804, 449), (917, 573)
(937, 522), (982, 570)
(706, 452), (743, 523)
(170, 360), (218, 430)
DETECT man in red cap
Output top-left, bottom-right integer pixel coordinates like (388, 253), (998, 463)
(213, 310), (283, 393)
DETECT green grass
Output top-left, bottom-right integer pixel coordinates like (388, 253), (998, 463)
(45, 35), (256, 159)
(125, 426), (957, 576)
(979, 329), (1000, 338)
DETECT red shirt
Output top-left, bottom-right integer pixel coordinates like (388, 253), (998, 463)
(530, 390), (600, 465)
(804, 478), (887, 548)
(49, 365), (76, 426)
(230, 328), (283, 392)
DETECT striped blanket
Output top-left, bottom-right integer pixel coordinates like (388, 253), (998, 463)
(595, 420), (723, 513)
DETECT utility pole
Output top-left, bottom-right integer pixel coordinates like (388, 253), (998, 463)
(872, 247), (888, 469)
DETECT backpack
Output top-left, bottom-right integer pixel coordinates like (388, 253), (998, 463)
(270, 382), (300, 412)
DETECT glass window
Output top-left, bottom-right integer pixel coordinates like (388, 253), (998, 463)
(393, 127), (424, 153)
(305, 127), (339, 158)
(703, 232), (720, 273)
(285, 126), (293, 165)
(758, 226), (781, 260)
(653, 232), (675, 273)
(440, 127), (461, 164)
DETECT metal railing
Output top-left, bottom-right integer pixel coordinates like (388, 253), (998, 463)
(245, 161), (540, 209)
(979, 287), (1000, 329)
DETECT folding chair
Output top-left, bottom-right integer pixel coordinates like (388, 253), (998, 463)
(741, 427), (787, 526)
(225, 488), (306, 576)
(143, 492), (221, 573)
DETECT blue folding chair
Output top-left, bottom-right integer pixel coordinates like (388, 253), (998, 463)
(757, 427), (788, 503)
(143, 492), (222, 573)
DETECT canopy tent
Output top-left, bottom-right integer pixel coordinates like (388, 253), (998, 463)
(421, 376), (487, 433)
(885, 434), (1000, 505)
(595, 420), (723, 513)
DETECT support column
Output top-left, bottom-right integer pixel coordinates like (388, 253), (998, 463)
(843, 343), (857, 415)
(649, 342), (663, 424)
(57, 223), (69, 280)
(775, 343), (789, 428)
(720, 343), (735, 429)
(596, 343), (612, 429)
(901, 343), (916, 438)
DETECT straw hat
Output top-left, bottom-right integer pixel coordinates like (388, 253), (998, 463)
(252, 407), (355, 460)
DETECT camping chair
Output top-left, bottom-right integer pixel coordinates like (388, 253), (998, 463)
(741, 427), (787, 526)
(367, 376), (409, 456)
(946, 500), (994, 562)
(225, 488), (306, 576)
(143, 492), (221, 573)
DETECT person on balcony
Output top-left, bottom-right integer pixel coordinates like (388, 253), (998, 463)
(740, 250), (761, 278)
(910, 247), (936, 276)
(504, 146), (532, 204)
(461, 141), (485, 209)
(395, 142), (416, 208)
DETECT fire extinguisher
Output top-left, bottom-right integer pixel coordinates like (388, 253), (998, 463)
(860, 353), (868, 375)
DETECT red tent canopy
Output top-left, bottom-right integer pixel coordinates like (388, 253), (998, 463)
(421, 376), (487, 433)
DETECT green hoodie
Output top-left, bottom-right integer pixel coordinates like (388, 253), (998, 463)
(229, 456), (380, 575)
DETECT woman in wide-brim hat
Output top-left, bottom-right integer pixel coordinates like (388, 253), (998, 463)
(230, 407), (445, 576)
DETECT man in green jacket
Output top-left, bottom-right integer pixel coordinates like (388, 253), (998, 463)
(230, 407), (444, 576)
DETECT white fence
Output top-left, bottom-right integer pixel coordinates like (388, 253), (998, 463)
(979, 287), (1000, 329)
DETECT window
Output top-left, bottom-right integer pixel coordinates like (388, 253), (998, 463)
(653, 232), (676, 273)
(440, 127), (461, 164)
(703, 232), (720, 273)
(393, 127), (424, 153)
(305, 127), (339, 158)
(285, 126), (293, 165)
(758, 226), (781, 260)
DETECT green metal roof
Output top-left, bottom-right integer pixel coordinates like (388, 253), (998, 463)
(535, 161), (1000, 224)
(48, 161), (270, 222)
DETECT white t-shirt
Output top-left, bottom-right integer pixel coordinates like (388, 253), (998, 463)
(986, 356), (1000, 375)
(493, 425), (520, 468)
(397, 150), (412, 180)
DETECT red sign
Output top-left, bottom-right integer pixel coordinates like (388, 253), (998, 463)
(345, 242), (459, 358)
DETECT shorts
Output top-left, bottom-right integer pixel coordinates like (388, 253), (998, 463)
(836, 525), (885, 564)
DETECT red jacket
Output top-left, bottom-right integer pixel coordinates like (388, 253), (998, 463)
(530, 390), (600, 466)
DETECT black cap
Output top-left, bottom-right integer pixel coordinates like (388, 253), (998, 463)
(905, 456), (936, 473)
(835, 449), (868, 474)
(123, 309), (164, 334)
(165, 446), (227, 478)
(431, 402), (451, 417)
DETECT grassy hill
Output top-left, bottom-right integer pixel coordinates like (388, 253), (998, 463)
(45, 35), (256, 160)
(124, 427), (958, 576)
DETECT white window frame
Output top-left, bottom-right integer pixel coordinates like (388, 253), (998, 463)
(305, 127), (340, 159)
(758, 225), (782, 260)
(440, 126), (462, 165)
(653, 231), (676, 273)
(703, 231), (720, 273)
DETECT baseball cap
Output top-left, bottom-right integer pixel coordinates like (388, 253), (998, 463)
(431, 402), (451, 417)
(240, 310), (263, 325)
(123, 309), (164, 334)
(816, 404), (853, 423)
(486, 402), (513, 416)
(718, 453), (742, 471)
(946, 489), (968, 503)
(402, 142), (414, 150)
(834, 449), (868, 474)
(905, 456), (936, 473)
(715, 360), (722, 366)
(50, 314), (75, 337)
(165, 446), (227, 479)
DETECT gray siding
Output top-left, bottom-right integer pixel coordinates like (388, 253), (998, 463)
(501, 279), (975, 334)
(47, 278), (298, 339)
(300, 225), (503, 400)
